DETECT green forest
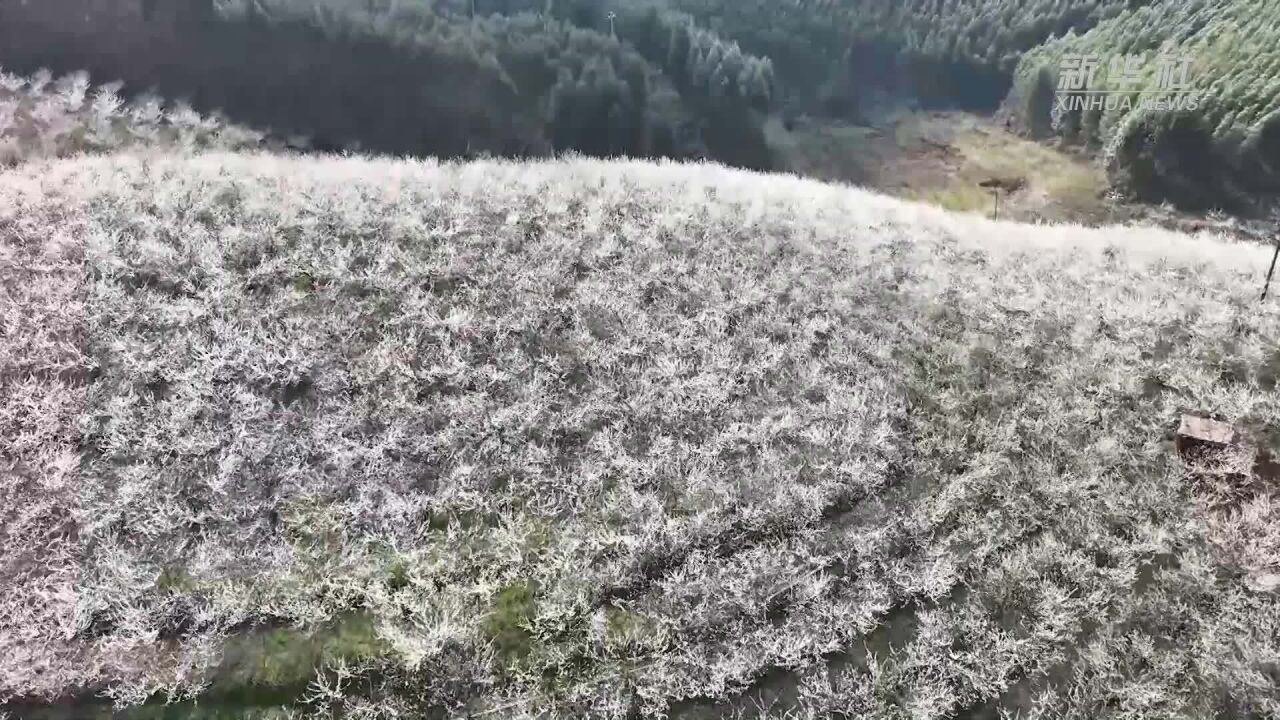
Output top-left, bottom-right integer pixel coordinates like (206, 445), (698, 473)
(1, 0), (1278, 212)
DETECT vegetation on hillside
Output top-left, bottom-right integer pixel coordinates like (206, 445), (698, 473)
(0, 67), (263, 166)
(4, 152), (1279, 717)
(675, 0), (1140, 111)
(4, 2), (1280, 717)
(836, 0), (1139, 70)
(0, 0), (778, 167)
(1011, 0), (1280, 212)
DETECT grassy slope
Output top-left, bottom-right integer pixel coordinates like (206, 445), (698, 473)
(2, 152), (1280, 718)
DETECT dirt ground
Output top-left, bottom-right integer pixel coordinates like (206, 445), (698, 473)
(769, 110), (1277, 240)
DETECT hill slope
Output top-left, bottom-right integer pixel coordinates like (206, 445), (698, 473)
(3, 153), (1280, 718)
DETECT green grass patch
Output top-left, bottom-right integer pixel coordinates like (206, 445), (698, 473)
(484, 581), (538, 670)
(213, 613), (387, 698)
